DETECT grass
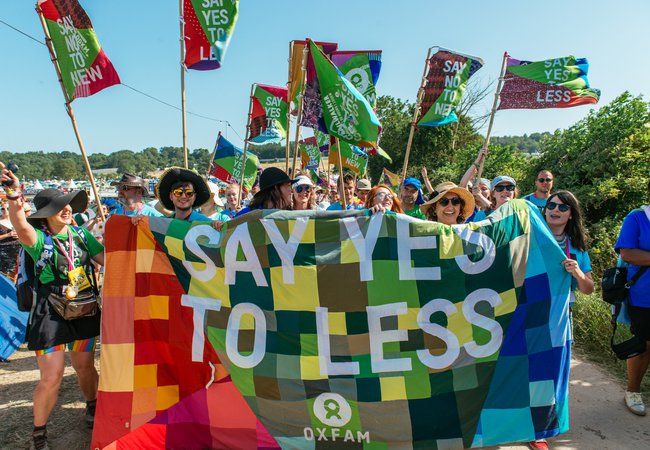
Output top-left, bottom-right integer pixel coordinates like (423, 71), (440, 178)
(572, 292), (650, 396)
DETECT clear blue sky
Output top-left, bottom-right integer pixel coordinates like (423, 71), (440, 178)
(1, 0), (648, 155)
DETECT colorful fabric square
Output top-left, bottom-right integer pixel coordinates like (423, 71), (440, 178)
(328, 141), (369, 176)
(38, 0), (120, 100)
(183, 0), (239, 70)
(418, 48), (484, 127)
(208, 134), (259, 191)
(302, 40), (382, 149)
(498, 55), (600, 110)
(249, 84), (288, 145)
(383, 167), (401, 191)
(96, 200), (571, 449)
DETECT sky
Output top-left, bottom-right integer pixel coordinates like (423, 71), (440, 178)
(1, 0), (649, 155)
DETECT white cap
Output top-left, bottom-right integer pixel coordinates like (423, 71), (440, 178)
(293, 175), (314, 187)
(207, 181), (224, 207)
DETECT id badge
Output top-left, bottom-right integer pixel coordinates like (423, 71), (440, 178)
(68, 266), (91, 291)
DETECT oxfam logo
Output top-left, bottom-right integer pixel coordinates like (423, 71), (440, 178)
(313, 393), (352, 427)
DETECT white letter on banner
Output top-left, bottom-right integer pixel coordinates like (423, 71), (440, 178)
(367, 302), (412, 373)
(261, 217), (309, 284)
(453, 227), (496, 275)
(396, 219), (441, 280)
(226, 303), (267, 369)
(463, 289), (503, 358)
(181, 295), (223, 362)
(342, 214), (382, 281)
(224, 223), (268, 286)
(315, 307), (360, 376)
(417, 298), (460, 369)
(183, 225), (219, 282)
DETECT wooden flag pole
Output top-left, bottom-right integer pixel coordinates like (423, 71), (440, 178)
(335, 138), (347, 209)
(475, 51), (509, 182)
(401, 47), (433, 182)
(179, 0), (189, 169)
(285, 41), (293, 173)
(237, 84), (255, 204)
(290, 43), (309, 177)
(207, 131), (222, 178)
(36, 5), (105, 222)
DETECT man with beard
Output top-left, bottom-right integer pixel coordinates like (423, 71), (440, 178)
(110, 173), (162, 217)
(523, 170), (554, 211)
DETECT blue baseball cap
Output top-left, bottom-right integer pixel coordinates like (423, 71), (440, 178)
(490, 176), (517, 191)
(403, 177), (425, 205)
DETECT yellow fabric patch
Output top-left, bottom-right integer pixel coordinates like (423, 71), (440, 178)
(156, 385), (179, 411)
(134, 364), (157, 389)
(149, 295), (169, 320)
(328, 312), (347, 335)
(300, 355), (326, 380)
(380, 376), (407, 401)
(271, 265), (319, 311)
(98, 343), (134, 391)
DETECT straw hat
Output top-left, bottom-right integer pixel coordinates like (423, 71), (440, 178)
(420, 182), (475, 219)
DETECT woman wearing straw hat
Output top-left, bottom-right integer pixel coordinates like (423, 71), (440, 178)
(1, 162), (103, 449)
(420, 182), (475, 225)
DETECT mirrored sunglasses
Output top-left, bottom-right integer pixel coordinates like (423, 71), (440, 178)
(172, 188), (195, 198)
(439, 197), (461, 207)
(494, 184), (515, 192)
(546, 201), (570, 212)
(294, 185), (312, 194)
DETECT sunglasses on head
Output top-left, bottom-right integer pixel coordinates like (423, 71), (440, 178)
(172, 188), (195, 198)
(494, 184), (515, 192)
(546, 201), (570, 212)
(537, 177), (553, 183)
(439, 197), (461, 207)
(294, 185), (311, 194)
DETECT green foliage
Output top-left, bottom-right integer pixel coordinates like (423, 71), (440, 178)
(491, 132), (551, 154)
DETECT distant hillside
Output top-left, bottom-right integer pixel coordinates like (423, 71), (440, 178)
(491, 132), (551, 154)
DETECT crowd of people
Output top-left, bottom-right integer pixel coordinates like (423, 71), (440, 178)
(0, 154), (648, 450)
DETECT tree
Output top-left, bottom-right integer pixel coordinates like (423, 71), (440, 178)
(53, 158), (79, 179)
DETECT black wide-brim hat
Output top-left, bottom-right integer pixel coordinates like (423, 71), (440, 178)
(110, 172), (150, 197)
(155, 167), (211, 211)
(27, 188), (88, 225)
(259, 167), (297, 192)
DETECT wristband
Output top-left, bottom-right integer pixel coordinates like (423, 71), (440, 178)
(5, 189), (22, 200)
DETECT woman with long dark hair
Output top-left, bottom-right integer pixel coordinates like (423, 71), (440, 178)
(543, 190), (594, 299)
(237, 167), (295, 216)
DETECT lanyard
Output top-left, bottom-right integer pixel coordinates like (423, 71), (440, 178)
(564, 237), (571, 259)
(54, 229), (75, 272)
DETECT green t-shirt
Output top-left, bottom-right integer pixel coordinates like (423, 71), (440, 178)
(22, 227), (104, 285)
(404, 206), (427, 220)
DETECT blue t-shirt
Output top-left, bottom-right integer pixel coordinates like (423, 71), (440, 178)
(326, 202), (364, 211)
(523, 193), (548, 211)
(561, 237), (592, 304)
(110, 203), (163, 217)
(615, 208), (650, 307)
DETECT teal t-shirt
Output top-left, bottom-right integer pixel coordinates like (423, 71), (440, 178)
(22, 227), (104, 285)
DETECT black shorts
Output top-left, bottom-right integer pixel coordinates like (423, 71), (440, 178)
(628, 305), (650, 341)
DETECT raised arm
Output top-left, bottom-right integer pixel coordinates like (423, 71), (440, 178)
(1, 162), (37, 247)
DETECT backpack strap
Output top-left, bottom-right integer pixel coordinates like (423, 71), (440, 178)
(626, 266), (649, 289)
(34, 233), (54, 280)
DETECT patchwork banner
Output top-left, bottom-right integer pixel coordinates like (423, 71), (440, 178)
(498, 56), (600, 110)
(289, 40), (338, 110)
(37, 0), (120, 100)
(208, 134), (259, 191)
(183, 0), (239, 70)
(94, 201), (572, 449)
(331, 50), (382, 108)
(249, 84), (289, 145)
(418, 48), (484, 127)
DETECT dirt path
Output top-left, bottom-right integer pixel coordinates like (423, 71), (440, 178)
(1, 348), (648, 449)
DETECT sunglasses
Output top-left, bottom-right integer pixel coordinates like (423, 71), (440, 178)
(546, 201), (570, 212)
(120, 185), (141, 191)
(294, 185), (311, 194)
(537, 177), (553, 183)
(375, 192), (394, 201)
(494, 184), (515, 192)
(439, 197), (461, 207)
(172, 188), (195, 198)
